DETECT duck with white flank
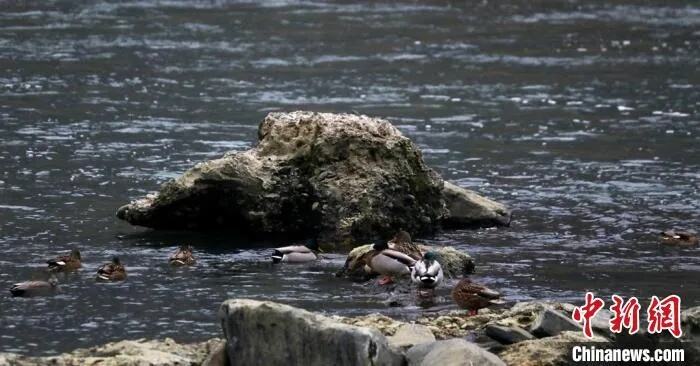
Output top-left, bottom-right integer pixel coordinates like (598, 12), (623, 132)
(10, 276), (58, 297)
(271, 238), (321, 264)
(364, 239), (416, 285)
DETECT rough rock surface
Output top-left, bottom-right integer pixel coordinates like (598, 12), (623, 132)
(406, 339), (506, 366)
(0, 338), (225, 366)
(485, 324), (535, 345)
(497, 331), (608, 366)
(219, 299), (404, 366)
(116, 112), (510, 247)
(338, 243), (474, 280)
(530, 308), (582, 338)
(387, 324), (436, 349)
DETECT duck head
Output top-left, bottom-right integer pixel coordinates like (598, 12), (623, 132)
(305, 238), (320, 251)
(71, 248), (81, 260)
(372, 239), (389, 251)
(423, 251), (438, 262)
(112, 256), (121, 265)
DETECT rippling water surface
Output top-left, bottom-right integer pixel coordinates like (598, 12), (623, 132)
(1, 0), (699, 355)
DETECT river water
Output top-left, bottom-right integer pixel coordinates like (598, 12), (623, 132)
(1, 0), (699, 355)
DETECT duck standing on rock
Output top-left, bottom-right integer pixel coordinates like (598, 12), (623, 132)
(388, 230), (422, 260)
(411, 251), (443, 289)
(47, 248), (81, 272)
(271, 238), (321, 264)
(96, 257), (126, 281)
(365, 240), (416, 285)
(660, 230), (698, 247)
(169, 245), (196, 266)
(452, 278), (502, 315)
(10, 276), (58, 297)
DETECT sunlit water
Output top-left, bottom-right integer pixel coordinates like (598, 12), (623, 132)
(1, 0), (699, 355)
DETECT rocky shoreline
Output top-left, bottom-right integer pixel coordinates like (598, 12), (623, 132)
(3, 300), (697, 366)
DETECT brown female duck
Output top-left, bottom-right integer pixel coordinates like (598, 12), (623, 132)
(169, 245), (196, 266)
(47, 248), (81, 272)
(388, 230), (422, 260)
(96, 256), (126, 281)
(660, 230), (698, 247)
(452, 278), (502, 315)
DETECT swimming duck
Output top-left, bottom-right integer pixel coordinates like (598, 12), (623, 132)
(452, 278), (502, 315)
(271, 238), (320, 264)
(365, 240), (416, 285)
(169, 245), (196, 266)
(660, 230), (698, 247)
(388, 230), (422, 260)
(96, 256), (126, 281)
(47, 248), (81, 272)
(10, 276), (58, 297)
(411, 251), (444, 289)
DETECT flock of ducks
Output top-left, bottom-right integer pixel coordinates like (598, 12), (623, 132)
(9, 229), (697, 314)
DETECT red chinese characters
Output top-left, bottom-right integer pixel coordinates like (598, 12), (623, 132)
(572, 292), (605, 338)
(573, 293), (683, 339)
(647, 295), (682, 338)
(609, 295), (641, 335)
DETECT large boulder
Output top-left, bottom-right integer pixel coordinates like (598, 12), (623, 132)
(218, 299), (404, 366)
(116, 111), (510, 247)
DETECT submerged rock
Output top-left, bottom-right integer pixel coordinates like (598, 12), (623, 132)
(0, 338), (225, 366)
(219, 299), (404, 366)
(485, 324), (535, 345)
(116, 112), (510, 247)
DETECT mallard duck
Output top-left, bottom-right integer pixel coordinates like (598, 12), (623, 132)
(96, 256), (126, 281)
(388, 230), (422, 260)
(660, 230), (698, 247)
(411, 251), (443, 289)
(364, 240), (416, 285)
(10, 276), (58, 297)
(169, 245), (196, 266)
(47, 248), (81, 272)
(271, 238), (320, 264)
(452, 278), (501, 315)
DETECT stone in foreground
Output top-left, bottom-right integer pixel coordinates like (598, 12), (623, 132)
(530, 308), (582, 338)
(117, 112), (510, 247)
(406, 338), (506, 366)
(0, 338), (225, 366)
(219, 299), (404, 366)
(387, 324), (436, 349)
(485, 324), (535, 345)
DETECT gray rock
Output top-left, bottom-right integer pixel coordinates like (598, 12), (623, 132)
(0, 338), (225, 366)
(530, 308), (582, 338)
(387, 324), (436, 349)
(116, 111), (510, 247)
(498, 331), (608, 366)
(219, 299), (404, 366)
(406, 339), (506, 366)
(202, 339), (230, 366)
(485, 324), (535, 345)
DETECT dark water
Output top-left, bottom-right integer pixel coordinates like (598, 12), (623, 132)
(1, 0), (699, 355)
